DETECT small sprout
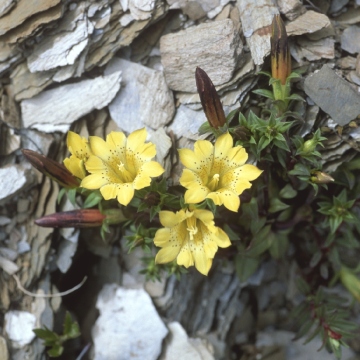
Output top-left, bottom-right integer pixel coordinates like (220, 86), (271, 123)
(33, 312), (80, 358)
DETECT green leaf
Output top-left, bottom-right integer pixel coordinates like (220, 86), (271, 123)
(247, 225), (273, 257)
(252, 89), (275, 100)
(269, 232), (289, 259)
(268, 198), (290, 213)
(47, 344), (64, 357)
(279, 184), (297, 199)
(83, 190), (102, 208)
(33, 328), (58, 342)
(67, 188), (77, 206)
(310, 251), (322, 268)
(285, 93), (305, 102)
(235, 252), (260, 282)
(198, 121), (212, 135)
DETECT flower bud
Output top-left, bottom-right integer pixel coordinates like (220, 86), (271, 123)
(22, 149), (79, 188)
(310, 171), (334, 184)
(195, 67), (226, 129)
(35, 209), (106, 228)
(271, 15), (291, 85)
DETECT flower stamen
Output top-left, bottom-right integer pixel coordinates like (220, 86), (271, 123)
(208, 173), (220, 191)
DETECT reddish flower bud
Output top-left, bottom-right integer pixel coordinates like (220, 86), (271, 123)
(22, 149), (79, 188)
(35, 209), (106, 228)
(195, 67), (226, 129)
(271, 15), (291, 85)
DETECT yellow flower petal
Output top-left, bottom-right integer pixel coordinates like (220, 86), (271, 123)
(207, 190), (240, 212)
(64, 156), (86, 179)
(159, 210), (185, 227)
(226, 146), (248, 167)
(154, 228), (171, 246)
(178, 149), (202, 171)
(100, 183), (119, 200)
(194, 140), (213, 159)
(215, 228), (232, 247)
(106, 131), (126, 152)
(89, 136), (111, 159)
(127, 128), (147, 151)
(155, 246), (180, 264)
(184, 186), (209, 204)
(179, 169), (206, 188)
(81, 174), (108, 189)
(116, 183), (134, 206)
(214, 132), (233, 159)
(177, 243), (194, 268)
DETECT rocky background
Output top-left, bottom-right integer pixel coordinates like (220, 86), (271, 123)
(1, 0), (360, 359)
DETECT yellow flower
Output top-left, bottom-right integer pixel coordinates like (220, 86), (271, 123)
(81, 128), (164, 206)
(63, 131), (92, 179)
(154, 208), (231, 275)
(179, 133), (262, 212)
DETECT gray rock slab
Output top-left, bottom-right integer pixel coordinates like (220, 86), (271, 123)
(0, 165), (35, 204)
(304, 65), (360, 125)
(105, 58), (175, 133)
(341, 25), (360, 54)
(160, 19), (243, 92)
(92, 284), (168, 360)
(21, 71), (122, 132)
(237, 0), (278, 65)
(4, 311), (36, 349)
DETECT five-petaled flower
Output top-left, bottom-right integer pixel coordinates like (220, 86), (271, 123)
(64, 131), (92, 179)
(179, 132), (262, 212)
(81, 128), (164, 206)
(154, 208), (231, 275)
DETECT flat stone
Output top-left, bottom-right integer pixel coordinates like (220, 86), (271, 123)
(160, 322), (214, 360)
(4, 311), (36, 348)
(105, 57), (175, 133)
(21, 71), (122, 132)
(0, 0), (61, 36)
(27, 3), (94, 72)
(160, 19), (243, 92)
(0, 335), (9, 360)
(0, 165), (35, 204)
(237, 0), (278, 65)
(341, 25), (360, 54)
(92, 284), (168, 360)
(304, 65), (360, 126)
(286, 11), (331, 36)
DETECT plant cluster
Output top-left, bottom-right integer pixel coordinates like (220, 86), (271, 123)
(23, 15), (360, 359)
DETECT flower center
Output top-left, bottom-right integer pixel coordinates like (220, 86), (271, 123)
(207, 173), (220, 191)
(117, 161), (133, 183)
(186, 216), (198, 241)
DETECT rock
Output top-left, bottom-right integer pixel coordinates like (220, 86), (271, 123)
(160, 19), (243, 92)
(92, 284), (168, 360)
(167, 104), (206, 141)
(27, 2), (94, 73)
(291, 37), (335, 62)
(4, 311), (36, 349)
(341, 25), (360, 54)
(105, 57), (175, 133)
(0, 0), (61, 36)
(0, 335), (9, 360)
(304, 65), (360, 126)
(276, 0), (305, 20)
(21, 71), (122, 132)
(237, 0), (278, 65)
(160, 322), (214, 360)
(286, 10), (332, 36)
(0, 165), (35, 204)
